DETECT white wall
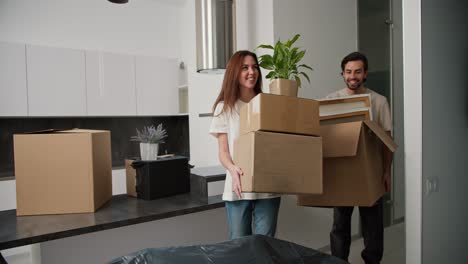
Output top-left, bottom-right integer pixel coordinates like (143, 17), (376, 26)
(273, 0), (358, 99)
(402, 0), (422, 263)
(187, 0), (276, 168)
(0, 179), (16, 211)
(270, 0), (360, 248)
(0, 0), (182, 57)
(187, 70), (224, 167)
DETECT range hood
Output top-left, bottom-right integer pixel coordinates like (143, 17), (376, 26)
(195, 0), (235, 73)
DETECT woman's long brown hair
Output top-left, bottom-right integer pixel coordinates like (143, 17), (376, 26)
(212, 50), (263, 115)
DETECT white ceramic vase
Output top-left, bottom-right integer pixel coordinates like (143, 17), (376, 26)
(140, 143), (159, 161)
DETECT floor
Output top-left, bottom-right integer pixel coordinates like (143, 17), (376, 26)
(4, 222), (406, 264)
(326, 222), (405, 264)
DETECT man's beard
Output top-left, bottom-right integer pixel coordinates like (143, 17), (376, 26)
(346, 79), (363, 90)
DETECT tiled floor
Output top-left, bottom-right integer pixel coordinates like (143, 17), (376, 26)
(325, 222), (405, 264)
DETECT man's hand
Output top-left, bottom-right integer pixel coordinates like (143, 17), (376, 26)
(229, 165), (243, 199)
(383, 170), (391, 193)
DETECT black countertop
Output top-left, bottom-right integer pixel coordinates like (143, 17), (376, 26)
(191, 166), (226, 182)
(0, 193), (224, 250)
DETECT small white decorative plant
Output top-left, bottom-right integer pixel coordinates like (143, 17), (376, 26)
(130, 124), (167, 160)
(130, 124), (167, 144)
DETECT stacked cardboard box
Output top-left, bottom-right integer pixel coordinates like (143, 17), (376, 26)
(14, 129), (112, 216)
(297, 96), (398, 206)
(233, 93), (323, 194)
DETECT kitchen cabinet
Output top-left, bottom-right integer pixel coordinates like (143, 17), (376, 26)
(26, 45), (87, 116)
(135, 55), (179, 115)
(86, 51), (136, 116)
(0, 42), (28, 116)
(1, 41), (182, 117)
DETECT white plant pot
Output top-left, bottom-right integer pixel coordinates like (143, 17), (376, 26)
(140, 143), (159, 161)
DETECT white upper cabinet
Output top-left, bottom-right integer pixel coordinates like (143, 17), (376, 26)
(135, 55), (179, 115)
(26, 45), (86, 116)
(0, 42), (28, 116)
(86, 51), (136, 116)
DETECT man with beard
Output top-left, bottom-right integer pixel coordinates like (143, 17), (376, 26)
(326, 52), (393, 264)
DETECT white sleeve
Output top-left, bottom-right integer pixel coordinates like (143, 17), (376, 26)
(379, 98), (393, 132)
(209, 102), (228, 138)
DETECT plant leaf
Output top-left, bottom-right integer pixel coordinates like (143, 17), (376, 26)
(259, 55), (274, 70)
(298, 64), (314, 71)
(300, 72), (311, 84)
(255, 44), (274, 50)
(285, 34), (300, 48)
(293, 50), (306, 65)
(265, 71), (276, 79)
(254, 34), (314, 88)
(294, 76), (302, 88)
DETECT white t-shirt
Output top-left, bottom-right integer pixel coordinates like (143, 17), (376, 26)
(209, 100), (279, 201)
(326, 87), (392, 131)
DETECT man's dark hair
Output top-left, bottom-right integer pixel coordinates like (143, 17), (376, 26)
(341, 51), (368, 72)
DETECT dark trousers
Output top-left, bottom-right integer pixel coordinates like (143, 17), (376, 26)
(330, 198), (384, 264)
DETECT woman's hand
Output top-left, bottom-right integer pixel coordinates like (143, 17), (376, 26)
(229, 165), (243, 199)
(217, 134), (243, 199)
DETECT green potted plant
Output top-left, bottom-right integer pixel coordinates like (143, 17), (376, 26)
(256, 34), (313, 97)
(130, 124), (167, 161)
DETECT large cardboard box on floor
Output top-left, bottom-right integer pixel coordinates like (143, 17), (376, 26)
(14, 129), (112, 216)
(297, 121), (397, 207)
(234, 131), (322, 194)
(240, 93), (320, 136)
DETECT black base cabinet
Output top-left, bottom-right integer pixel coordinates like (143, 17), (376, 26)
(130, 156), (190, 200)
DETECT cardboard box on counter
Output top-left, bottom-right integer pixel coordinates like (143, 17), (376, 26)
(297, 121), (397, 207)
(14, 129), (112, 216)
(240, 93), (320, 136)
(234, 131), (322, 194)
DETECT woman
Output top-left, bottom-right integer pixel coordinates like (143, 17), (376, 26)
(209, 50), (281, 239)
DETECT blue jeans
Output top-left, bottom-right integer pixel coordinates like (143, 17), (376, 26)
(225, 197), (281, 240)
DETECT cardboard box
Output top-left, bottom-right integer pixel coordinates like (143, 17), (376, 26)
(318, 94), (372, 124)
(125, 156), (190, 200)
(126, 159), (138, 197)
(240, 93), (320, 136)
(234, 131), (322, 194)
(297, 121), (397, 207)
(14, 129), (112, 216)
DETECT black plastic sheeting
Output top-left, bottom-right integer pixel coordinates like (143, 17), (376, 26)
(109, 235), (348, 264)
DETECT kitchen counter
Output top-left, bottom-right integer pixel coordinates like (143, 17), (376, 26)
(0, 193), (224, 250)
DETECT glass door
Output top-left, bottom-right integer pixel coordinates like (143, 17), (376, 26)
(358, 0), (393, 227)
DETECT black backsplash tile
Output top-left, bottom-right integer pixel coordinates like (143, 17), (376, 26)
(0, 116), (189, 178)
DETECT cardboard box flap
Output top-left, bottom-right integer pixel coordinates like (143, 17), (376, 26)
(23, 129), (66, 134)
(22, 128), (107, 135)
(60, 129), (109, 134)
(321, 122), (362, 158)
(363, 121), (398, 152)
